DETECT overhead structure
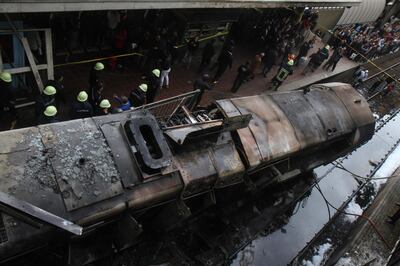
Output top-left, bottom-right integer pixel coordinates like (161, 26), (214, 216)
(337, 0), (386, 25)
(0, 0), (361, 13)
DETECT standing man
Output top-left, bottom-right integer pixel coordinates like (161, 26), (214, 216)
(323, 47), (344, 72)
(231, 62), (251, 93)
(213, 48), (233, 84)
(262, 48), (277, 77)
(89, 80), (104, 108)
(129, 84), (147, 107)
(89, 62), (104, 89)
(146, 69), (161, 104)
(296, 40), (313, 66)
(271, 59), (294, 90)
(160, 53), (172, 89)
(199, 40), (215, 72)
(45, 75), (66, 105)
(71, 91), (93, 119)
(183, 36), (199, 69)
(187, 74), (212, 110)
(0, 72), (17, 129)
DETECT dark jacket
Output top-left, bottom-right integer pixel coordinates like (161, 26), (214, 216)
(236, 64), (251, 80)
(71, 101), (93, 119)
(263, 49), (277, 66)
(218, 50), (233, 68)
(35, 95), (56, 117)
(146, 74), (161, 104)
(202, 42), (215, 61)
(129, 87), (146, 107)
(38, 115), (59, 125)
(298, 42), (312, 58)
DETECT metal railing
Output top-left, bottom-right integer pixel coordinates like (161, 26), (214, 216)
(134, 90), (200, 123)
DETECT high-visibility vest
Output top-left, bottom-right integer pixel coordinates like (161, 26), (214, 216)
(276, 67), (290, 82)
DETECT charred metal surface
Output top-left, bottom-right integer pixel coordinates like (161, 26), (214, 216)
(211, 132), (245, 188)
(174, 147), (219, 198)
(39, 119), (123, 211)
(0, 83), (375, 264)
(164, 120), (223, 145)
(0, 191), (82, 235)
(98, 121), (141, 187)
(217, 99), (262, 168)
(124, 111), (172, 170)
(270, 91), (327, 148)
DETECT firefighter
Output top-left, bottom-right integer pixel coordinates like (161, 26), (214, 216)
(36, 85), (57, 118)
(231, 62), (251, 93)
(0, 72), (17, 129)
(45, 75), (66, 104)
(271, 59), (294, 90)
(129, 84), (147, 107)
(96, 99), (111, 116)
(38, 105), (58, 125)
(89, 62), (104, 89)
(71, 91), (93, 119)
(146, 69), (161, 104)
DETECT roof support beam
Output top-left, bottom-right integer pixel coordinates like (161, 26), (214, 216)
(0, 1), (362, 13)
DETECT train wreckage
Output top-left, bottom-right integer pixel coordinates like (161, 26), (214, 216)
(0, 83), (375, 265)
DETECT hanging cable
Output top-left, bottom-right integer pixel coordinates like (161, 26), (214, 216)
(332, 161), (400, 181)
(314, 183), (391, 250)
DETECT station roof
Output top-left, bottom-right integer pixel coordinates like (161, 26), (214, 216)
(0, 0), (361, 13)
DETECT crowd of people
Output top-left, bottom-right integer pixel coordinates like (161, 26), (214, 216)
(2, 9), (400, 129)
(329, 15), (400, 63)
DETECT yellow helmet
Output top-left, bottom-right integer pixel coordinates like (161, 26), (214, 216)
(99, 99), (111, 108)
(0, 72), (12, 83)
(77, 91), (88, 102)
(44, 105), (57, 117)
(139, 84), (148, 92)
(94, 62), (104, 71)
(287, 60), (294, 66)
(152, 69), (160, 78)
(43, 86), (57, 96)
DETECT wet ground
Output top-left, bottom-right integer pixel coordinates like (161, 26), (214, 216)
(230, 110), (400, 265)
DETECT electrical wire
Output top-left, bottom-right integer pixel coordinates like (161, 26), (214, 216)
(332, 161), (400, 181)
(313, 182), (392, 250)
(316, 182), (331, 220)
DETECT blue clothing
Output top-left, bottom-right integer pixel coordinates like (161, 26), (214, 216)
(114, 96), (132, 111)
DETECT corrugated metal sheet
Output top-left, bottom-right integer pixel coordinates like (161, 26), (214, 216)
(337, 0), (386, 25)
(0, 0), (362, 13)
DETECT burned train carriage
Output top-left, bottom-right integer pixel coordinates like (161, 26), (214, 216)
(0, 83), (374, 264)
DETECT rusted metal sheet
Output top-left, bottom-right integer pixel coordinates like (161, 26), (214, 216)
(232, 95), (301, 162)
(270, 91), (327, 148)
(216, 99), (262, 168)
(39, 119), (123, 211)
(174, 149), (218, 198)
(304, 86), (355, 139)
(211, 132), (245, 188)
